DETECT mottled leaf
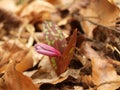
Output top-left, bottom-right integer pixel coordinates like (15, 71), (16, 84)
(43, 20), (67, 53)
(0, 60), (38, 90)
(42, 21), (77, 75)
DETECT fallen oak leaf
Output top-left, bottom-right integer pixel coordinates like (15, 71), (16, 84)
(20, 0), (56, 17)
(0, 60), (38, 90)
(82, 42), (120, 90)
(108, 0), (120, 8)
(20, 0), (56, 23)
(15, 49), (34, 72)
(0, 40), (25, 70)
(30, 56), (58, 85)
(0, 40), (35, 73)
(80, 0), (119, 38)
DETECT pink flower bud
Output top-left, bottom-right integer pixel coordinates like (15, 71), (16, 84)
(34, 43), (61, 57)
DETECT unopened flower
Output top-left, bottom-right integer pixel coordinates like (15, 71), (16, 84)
(34, 43), (61, 57)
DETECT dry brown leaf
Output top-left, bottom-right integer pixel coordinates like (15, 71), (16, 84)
(108, 0), (120, 8)
(30, 11), (51, 24)
(68, 0), (91, 13)
(51, 76), (68, 85)
(47, 0), (90, 13)
(74, 86), (84, 90)
(15, 49), (33, 72)
(46, 0), (74, 10)
(31, 56), (58, 85)
(83, 42), (120, 90)
(20, 0), (56, 16)
(46, 0), (61, 5)
(0, 40), (25, 69)
(12, 46), (43, 72)
(30, 56), (68, 86)
(0, 0), (120, 89)
(0, 40), (36, 72)
(0, 60), (38, 90)
(80, 0), (120, 38)
(81, 75), (93, 87)
(20, 0), (57, 23)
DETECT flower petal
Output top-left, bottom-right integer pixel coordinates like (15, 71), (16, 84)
(34, 43), (61, 57)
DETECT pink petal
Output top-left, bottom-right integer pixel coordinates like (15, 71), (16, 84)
(34, 43), (61, 57)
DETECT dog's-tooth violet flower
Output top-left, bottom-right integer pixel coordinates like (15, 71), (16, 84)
(34, 43), (61, 57)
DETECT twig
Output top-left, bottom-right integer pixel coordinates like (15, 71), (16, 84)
(74, 14), (120, 34)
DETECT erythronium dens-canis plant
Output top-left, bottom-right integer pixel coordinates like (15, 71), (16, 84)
(35, 20), (77, 75)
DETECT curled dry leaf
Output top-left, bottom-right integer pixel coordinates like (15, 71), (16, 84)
(31, 56), (76, 86)
(0, 40), (35, 72)
(74, 86), (84, 90)
(68, 0), (91, 13)
(80, 0), (120, 38)
(83, 42), (120, 90)
(46, 0), (62, 6)
(0, 40), (25, 70)
(20, 0), (56, 16)
(47, 0), (90, 11)
(12, 46), (42, 72)
(15, 49), (33, 72)
(30, 56), (59, 86)
(0, 60), (38, 90)
(48, 0), (74, 10)
(20, 0), (57, 22)
(0, 0), (120, 89)
(108, 0), (120, 8)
